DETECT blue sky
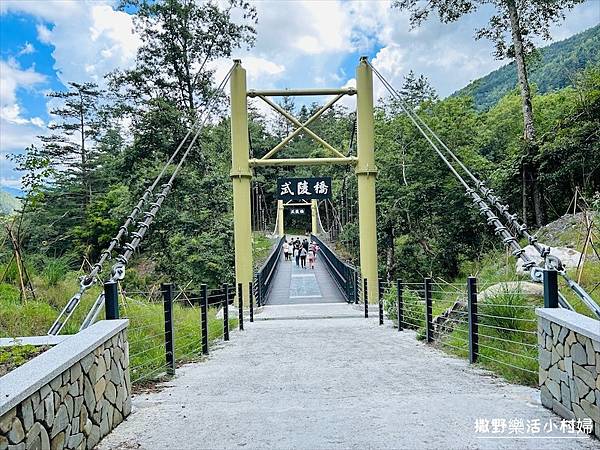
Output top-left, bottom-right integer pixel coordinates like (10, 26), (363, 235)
(1, 0), (599, 194)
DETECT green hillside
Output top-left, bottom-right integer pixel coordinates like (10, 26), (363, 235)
(455, 24), (600, 110)
(0, 191), (21, 215)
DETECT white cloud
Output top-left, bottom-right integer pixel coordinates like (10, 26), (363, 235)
(3, 1), (142, 87)
(0, 54), (46, 189)
(0, 59), (46, 105)
(36, 24), (52, 44)
(18, 42), (35, 56)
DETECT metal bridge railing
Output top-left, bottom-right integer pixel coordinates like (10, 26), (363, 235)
(310, 234), (359, 303)
(103, 279), (255, 385)
(254, 236), (285, 306)
(373, 272), (568, 386)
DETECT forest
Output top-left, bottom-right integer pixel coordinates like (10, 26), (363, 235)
(1, 0), (599, 316)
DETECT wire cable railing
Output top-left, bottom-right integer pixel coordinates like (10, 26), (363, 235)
(103, 279), (246, 386)
(311, 234), (359, 303)
(255, 236), (285, 305)
(376, 275), (547, 385)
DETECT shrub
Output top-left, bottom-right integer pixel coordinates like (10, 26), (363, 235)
(42, 256), (71, 287)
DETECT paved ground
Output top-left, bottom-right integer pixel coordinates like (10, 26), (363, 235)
(268, 236), (346, 305)
(99, 303), (596, 450)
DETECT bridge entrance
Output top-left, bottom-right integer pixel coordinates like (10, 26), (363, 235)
(230, 57), (379, 304)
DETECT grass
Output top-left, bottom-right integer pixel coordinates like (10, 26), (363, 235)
(0, 345), (49, 377)
(0, 259), (238, 385)
(122, 293), (237, 384)
(253, 232), (275, 268)
(384, 283), (540, 386)
(447, 284), (538, 387)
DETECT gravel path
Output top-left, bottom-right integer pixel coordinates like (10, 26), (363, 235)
(98, 303), (597, 450)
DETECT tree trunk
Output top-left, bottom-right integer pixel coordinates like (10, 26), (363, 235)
(506, 1), (536, 143)
(532, 173), (545, 227)
(521, 161), (528, 226)
(386, 227), (395, 283)
(79, 91), (89, 208)
(507, 0), (544, 226)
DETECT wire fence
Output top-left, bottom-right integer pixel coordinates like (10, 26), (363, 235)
(108, 281), (246, 386)
(377, 277), (541, 385)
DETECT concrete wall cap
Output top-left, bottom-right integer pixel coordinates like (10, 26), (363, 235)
(0, 335), (70, 347)
(0, 319), (128, 416)
(536, 308), (599, 343)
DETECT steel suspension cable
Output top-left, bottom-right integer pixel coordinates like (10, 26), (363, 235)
(49, 64), (235, 335)
(400, 90), (552, 260)
(79, 65), (235, 330)
(368, 63), (535, 266)
(368, 61), (597, 317)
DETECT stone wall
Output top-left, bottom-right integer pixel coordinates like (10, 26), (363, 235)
(0, 320), (130, 450)
(537, 308), (599, 438)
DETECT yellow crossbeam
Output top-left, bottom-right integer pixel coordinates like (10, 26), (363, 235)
(258, 94), (347, 160)
(250, 157), (357, 167)
(248, 88), (356, 97)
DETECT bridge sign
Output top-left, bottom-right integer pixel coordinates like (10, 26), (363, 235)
(277, 177), (332, 201)
(290, 208), (307, 215)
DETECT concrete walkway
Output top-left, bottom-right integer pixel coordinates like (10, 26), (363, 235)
(99, 303), (596, 450)
(267, 237), (346, 305)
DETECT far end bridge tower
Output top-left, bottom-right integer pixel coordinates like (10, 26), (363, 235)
(230, 57), (379, 303)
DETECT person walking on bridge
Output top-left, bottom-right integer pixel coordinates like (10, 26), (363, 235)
(294, 239), (301, 267)
(282, 240), (290, 261)
(308, 245), (315, 269)
(300, 246), (307, 269)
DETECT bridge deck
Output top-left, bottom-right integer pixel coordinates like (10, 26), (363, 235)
(99, 303), (592, 450)
(267, 241), (346, 305)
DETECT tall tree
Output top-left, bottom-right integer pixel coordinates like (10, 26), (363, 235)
(392, 0), (584, 226)
(104, 0), (257, 286)
(116, 0), (257, 116)
(40, 82), (104, 208)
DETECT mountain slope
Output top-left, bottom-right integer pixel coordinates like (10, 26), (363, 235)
(0, 191), (21, 215)
(455, 24), (600, 110)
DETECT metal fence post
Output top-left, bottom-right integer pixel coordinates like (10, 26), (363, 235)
(249, 281), (254, 323)
(543, 269), (559, 308)
(223, 283), (230, 341)
(257, 273), (262, 307)
(363, 278), (368, 318)
(238, 282), (244, 331)
(200, 284), (208, 355)
(162, 283), (175, 375)
(396, 279), (403, 331)
(425, 277), (433, 343)
(353, 272), (359, 304)
(467, 277), (478, 364)
(378, 279), (384, 325)
(104, 281), (119, 320)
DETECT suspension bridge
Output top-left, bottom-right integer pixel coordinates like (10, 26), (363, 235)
(5, 57), (599, 449)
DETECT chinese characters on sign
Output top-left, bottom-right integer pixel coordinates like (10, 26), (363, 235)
(474, 417), (593, 436)
(277, 177), (332, 201)
(290, 208), (306, 215)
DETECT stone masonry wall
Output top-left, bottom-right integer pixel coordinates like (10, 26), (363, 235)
(0, 329), (130, 450)
(538, 314), (600, 438)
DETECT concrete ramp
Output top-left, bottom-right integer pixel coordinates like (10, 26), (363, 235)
(267, 244), (347, 305)
(255, 302), (363, 321)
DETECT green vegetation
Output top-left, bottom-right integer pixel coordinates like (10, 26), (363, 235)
(0, 344), (49, 377)
(456, 25), (600, 110)
(0, 261), (238, 384)
(0, 192), (21, 215)
(123, 294), (237, 384)
(381, 210), (599, 386)
(253, 233), (275, 268)
(384, 284), (539, 386)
